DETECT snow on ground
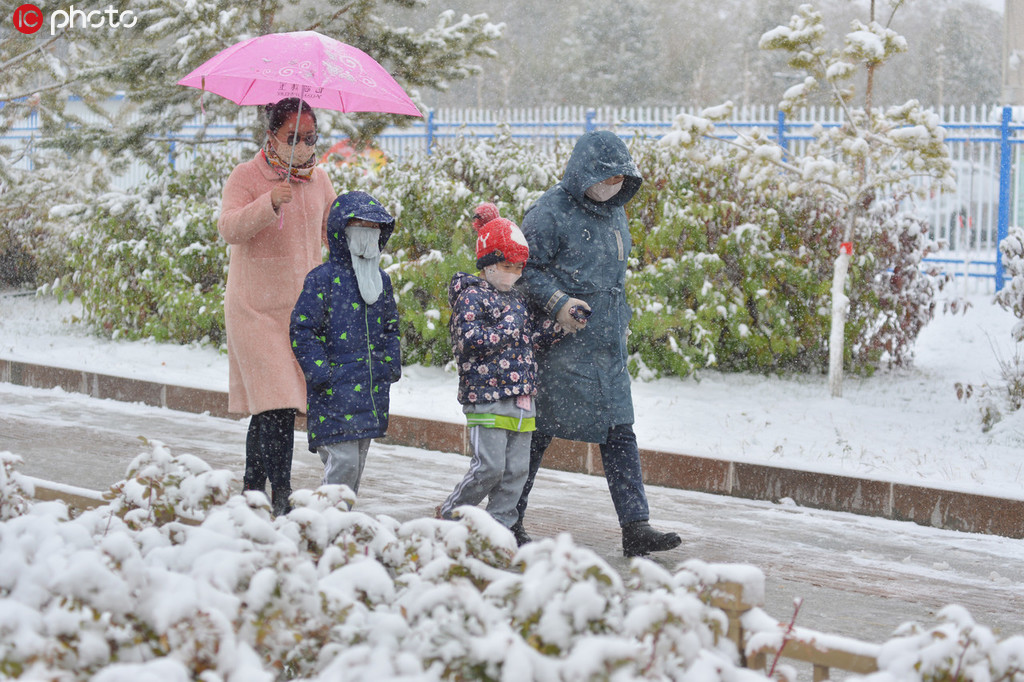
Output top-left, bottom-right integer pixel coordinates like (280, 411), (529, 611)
(3, 288), (1023, 499)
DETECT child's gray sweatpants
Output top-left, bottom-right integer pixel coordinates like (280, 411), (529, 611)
(440, 398), (534, 528)
(317, 438), (371, 493)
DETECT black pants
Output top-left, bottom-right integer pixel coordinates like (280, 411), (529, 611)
(244, 408), (296, 514)
(516, 424), (650, 528)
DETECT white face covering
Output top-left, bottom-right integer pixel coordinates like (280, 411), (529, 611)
(585, 179), (624, 203)
(346, 225), (383, 304)
(270, 135), (316, 166)
(483, 265), (521, 292)
(285, 141), (316, 165)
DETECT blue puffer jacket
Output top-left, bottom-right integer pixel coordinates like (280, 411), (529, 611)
(449, 271), (561, 405)
(519, 130), (643, 443)
(290, 191), (401, 451)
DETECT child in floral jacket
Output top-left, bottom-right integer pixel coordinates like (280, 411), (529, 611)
(438, 204), (562, 541)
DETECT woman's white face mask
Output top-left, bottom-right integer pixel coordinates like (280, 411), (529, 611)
(585, 177), (624, 202)
(270, 131), (317, 165)
(483, 265), (521, 292)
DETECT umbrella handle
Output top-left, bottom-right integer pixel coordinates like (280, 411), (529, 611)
(279, 95), (303, 231)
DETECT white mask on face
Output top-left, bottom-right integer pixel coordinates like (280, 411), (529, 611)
(271, 134), (316, 165)
(585, 179), (624, 203)
(483, 265), (521, 292)
(346, 226), (383, 303)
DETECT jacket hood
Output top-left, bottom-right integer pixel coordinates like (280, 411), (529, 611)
(560, 130), (642, 210)
(326, 191), (395, 263)
(448, 271), (488, 309)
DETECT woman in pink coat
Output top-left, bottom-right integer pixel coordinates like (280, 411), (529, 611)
(218, 97), (336, 516)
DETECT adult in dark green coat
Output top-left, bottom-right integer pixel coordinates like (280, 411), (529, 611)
(513, 130), (682, 557)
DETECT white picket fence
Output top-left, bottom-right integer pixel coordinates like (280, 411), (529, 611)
(7, 101), (1023, 292)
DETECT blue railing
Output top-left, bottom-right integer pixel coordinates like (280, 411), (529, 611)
(6, 103), (1023, 291)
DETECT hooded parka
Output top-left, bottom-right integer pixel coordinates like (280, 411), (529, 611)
(519, 130), (643, 443)
(290, 191), (401, 452)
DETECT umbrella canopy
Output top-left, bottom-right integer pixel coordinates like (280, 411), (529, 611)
(177, 30), (421, 117)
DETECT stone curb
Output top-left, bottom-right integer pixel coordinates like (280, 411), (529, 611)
(4, 357), (1022, 539)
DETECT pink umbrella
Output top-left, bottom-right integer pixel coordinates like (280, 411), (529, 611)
(177, 30), (421, 117)
(178, 30), (420, 227)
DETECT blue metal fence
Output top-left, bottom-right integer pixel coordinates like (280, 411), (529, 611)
(5, 102), (1022, 292)
(388, 105), (1024, 293)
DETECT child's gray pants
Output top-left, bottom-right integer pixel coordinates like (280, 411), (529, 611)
(317, 438), (371, 493)
(440, 425), (531, 529)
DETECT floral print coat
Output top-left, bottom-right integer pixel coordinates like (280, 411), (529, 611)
(448, 272), (562, 405)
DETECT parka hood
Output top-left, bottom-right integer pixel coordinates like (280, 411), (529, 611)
(560, 130), (642, 210)
(448, 271), (488, 309)
(325, 191), (395, 263)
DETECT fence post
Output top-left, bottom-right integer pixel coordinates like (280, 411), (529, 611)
(585, 108), (596, 133)
(426, 110), (435, 155)
(997, 105), (1012, 291)
(777, 110), (788, 157)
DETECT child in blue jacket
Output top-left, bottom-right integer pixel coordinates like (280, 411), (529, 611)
(438, 204), (562, 541)
(290, 191), (401, 495)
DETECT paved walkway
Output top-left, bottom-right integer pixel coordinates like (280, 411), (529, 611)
(5, 357), (1023, 540)
(4, 379), (1024, 655)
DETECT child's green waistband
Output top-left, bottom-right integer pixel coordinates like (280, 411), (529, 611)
(465, 413), (536, 432)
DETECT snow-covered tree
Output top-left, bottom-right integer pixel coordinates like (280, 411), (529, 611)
(556, 0), (659, 106)
(32, 0), (502, 163)
(0, 0), (502, 285)
(663, 3), (952, 396)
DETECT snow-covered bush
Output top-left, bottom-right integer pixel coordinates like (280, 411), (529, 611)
(0, 447), (765, 681)
(626, 137), (943, 378)
(863, 605), (1024, 681)
(959, 226), (1024, 429)
(49, 149), (230, 346)
(995, 226), (1024, 342)
(0, 452), (32, 521)
(0, 160), (101, 287)
(104, 439), (237, 528)
(38, 118), (944, 377)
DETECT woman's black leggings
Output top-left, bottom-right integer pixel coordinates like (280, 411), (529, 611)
(244, 408), (296, 512)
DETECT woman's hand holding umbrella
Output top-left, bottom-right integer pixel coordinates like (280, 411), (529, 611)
(270, 182), (293, 212)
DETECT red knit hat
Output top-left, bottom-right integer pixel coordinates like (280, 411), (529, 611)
(473, 203), (529, 269)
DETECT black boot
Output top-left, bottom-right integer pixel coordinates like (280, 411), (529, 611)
(510, 521), (532, 547)
(271, 488), (292, 517)
(621, 521), (681, 557)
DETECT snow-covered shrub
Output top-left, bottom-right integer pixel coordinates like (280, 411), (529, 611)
(956, 227), (1024, 429)
(0, 452), (32, 521)
(995, 226), (1024, 342)
(0, 448), (761, 681)
(863, 605), (1024, 681)
(0, 160), (100, 287)
(50, 148), (230, 346)
(35, 118), (944, 378)
(104, 440), (237, 527)
(627, 138), (944, 378)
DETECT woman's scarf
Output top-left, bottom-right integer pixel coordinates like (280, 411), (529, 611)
(262, 141), (316, 183)
(347, 226), (384, 304)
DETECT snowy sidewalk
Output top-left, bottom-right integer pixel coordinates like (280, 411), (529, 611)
(4, 353), (1024, 540)
(3, 288), (1024, 539)
(5, 379), (1024, 649)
